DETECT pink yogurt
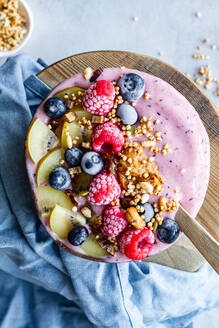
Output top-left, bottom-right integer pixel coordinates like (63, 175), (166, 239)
(26, 68), (210, 262)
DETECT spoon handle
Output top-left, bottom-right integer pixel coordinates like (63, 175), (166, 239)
(175, 205), (219, 274)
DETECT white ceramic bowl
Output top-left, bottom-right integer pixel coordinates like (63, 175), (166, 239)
(0, 0), (34, 58)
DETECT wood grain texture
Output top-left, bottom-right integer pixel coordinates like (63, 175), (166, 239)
(37, 50), (219, 272)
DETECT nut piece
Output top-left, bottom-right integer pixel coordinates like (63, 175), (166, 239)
(81, 206), (92, 218)
(64, 112), (76, 123)
(139, 182), (154, 194)
(126, 207), (146, 229)
(66, 135), (73, 149)
(141, 193), (149, 204)
(83, 67), (93, 80)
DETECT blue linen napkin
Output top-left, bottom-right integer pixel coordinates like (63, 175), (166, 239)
(0, 54), (218, 328)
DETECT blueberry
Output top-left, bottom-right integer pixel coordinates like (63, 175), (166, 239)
(118, 73), (145, 101)
(157, 218), (180, 244)
(49, 167), (71, 190)
(81, 151), (104, 175)
(117, 104), (138, 125)
(44, 97), (66, 118)
(142, 202), (154, 223)
(68, 226), (89, 246)
(65, 147), (83, 167)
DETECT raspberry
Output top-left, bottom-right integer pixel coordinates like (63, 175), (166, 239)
(88, 171), (121, 205)
(118, 227), (155, 260)
(92, 122), (124, 154)
(83, 80), (115, 116)
(102, 206), (128, 237)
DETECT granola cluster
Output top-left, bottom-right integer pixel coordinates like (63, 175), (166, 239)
(0, 0), (27, 52)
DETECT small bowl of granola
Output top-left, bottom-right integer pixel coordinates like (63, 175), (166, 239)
(0, 0), (33, 57)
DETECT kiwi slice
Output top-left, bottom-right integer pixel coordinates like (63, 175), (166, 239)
(36, 186), (73, 217)
(54, 87), (85, 101)
(72, 172), (93, 194)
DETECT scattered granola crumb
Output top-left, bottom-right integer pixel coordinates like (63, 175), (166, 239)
(203, 38), (209, 44)
(195, 12), (202, 18)
(211, 44), (217, 50)
(180, 168), (186, 174)
(158, 51), (164, 57)
(144, 93), (150, 99)
(133, 16), (139, 22)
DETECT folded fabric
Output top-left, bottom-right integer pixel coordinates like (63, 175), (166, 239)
(0, 54), (218, 328)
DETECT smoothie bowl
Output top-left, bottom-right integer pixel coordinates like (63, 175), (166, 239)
(25, 66), (210, 262)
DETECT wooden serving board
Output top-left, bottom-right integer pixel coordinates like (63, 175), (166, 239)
(37, 51), (219, 272)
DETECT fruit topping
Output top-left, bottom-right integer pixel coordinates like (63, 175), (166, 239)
(125, 207), (146, 229)
(68, 226), (89, 246)
(61, 121), (92, 149)
(157, 218), (180, 244)
(88, 171), (121, 205)
(49, 167), (71, 190)
(71, 172), (93, 194)
(44, 97), (66, 119)
(102, 206), (128, 237)
(54, 86), (85, 103)
(142, 202), (154, 223)
(118, 226), (155, 260)
(73, 108), (93, 122)
(118, 73), (145, 101)
(36, 186), (73, 217)
(26, 118), (58, 164)
(64, 146), (83, 167)
(117, 103), (138, 125)
(80, 233), (108, 257)
(50, 204), (86, 239)
(81, 151), (104, 175)
(36, 147), (64, 186)
(92, 121), (124, 154)
(83, 80), (115, 116)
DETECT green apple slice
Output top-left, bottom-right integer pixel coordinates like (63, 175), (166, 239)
(54, 87), (85, 100)
(36, 186), (73, 217)
(80, 234), (108, 257)
(36, 147), (64, 186)
(61, 121), (92, 149)
(50, 204), (86, 239)
(26, 118), (58, 164)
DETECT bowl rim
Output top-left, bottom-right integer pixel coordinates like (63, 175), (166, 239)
(0, 0), (34, 58)
(33, 50), (218, 266)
